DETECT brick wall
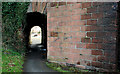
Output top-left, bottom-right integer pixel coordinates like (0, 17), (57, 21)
(47, 2), (118, 72)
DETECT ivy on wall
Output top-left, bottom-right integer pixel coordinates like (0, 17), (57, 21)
(2, 2), (30, 54)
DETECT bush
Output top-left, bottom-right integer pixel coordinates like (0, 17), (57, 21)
(2, 2), (30, 54)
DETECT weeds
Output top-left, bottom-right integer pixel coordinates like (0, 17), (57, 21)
(2, 49), (24, 72)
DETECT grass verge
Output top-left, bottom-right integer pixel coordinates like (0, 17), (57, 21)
(46, 62), (70, 72)
(46, 62), (92, 73)
(2, 49), (24, 72)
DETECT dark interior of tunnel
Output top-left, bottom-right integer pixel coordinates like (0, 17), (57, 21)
(23, 12), (47, 58)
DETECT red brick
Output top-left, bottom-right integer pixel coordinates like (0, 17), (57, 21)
(76, 43), (86, 48)
(58, 4), (71, 11)
(56, 38), (63, 42)
(104, 51), (116, 57)
(49, 12), (58, 17)
(103, 63), (116, 70)
(81, 37), (91, 43)
(92, 38), (103, 43)
(64, 38), (72, 42)
(103, 38), (116, 44)
(72, 37), (81, 42)
(61, 43), (76, 48)
(87, 32), (97, 37)
(109, 58), (116, 64)
(92, 62), (103, 68)
(67, 2), (75, 4)
(49, 51), (62, 57)
(50, 2), (58, 7)
(47, 32), (50, 36)
(54, 27), (62, 32)
(71, 26), (80, 32)
(50, 32), (59, 37)
(103, 44), (116, 50)
(87, 20), (97, 25)
(67, 21), (86, 26)
(87, 7), (97, 13)
(58, 32), (65, 37)
(50, 42), (60, 47)
(92, 13), (103, 19)
(76, 65), (86, 69)
(97, 56), (107, 62)
(47, 23), (50, 27)
(50, 22), (58, 27)
(58, 11), (72, 16)
(58, 21), (66, 26)
(48, 28), (54, 32)
(47, 12), (50, 18)
(64, 32), (73, 37)
(105, 32), (117, 38)
(80, 60), (91, 66)
(87, 32), (106, 38)
(97, 43), (103, 49)
(62, 16), (71, 22)
(66, 32), (84, 37)
(49, 17), (57, 22)
(81, 14), (91, 20)
(62, 27), (71, 32)
(82, 2), (92, 8)
(77, 61), (80, 65)
(80, 49), (92, 55)
(104, 26), (117, 31)
(81, 26), (103, 31)
(71, 9), (87, 15)
(80, 55), (97, 61)
(76, 32), (86, 37)
(64, 53), (80, 61)
(62, 48), (71, 53)
(98, 5), (113, 12)
(92, 2), (104, 7)
(59, 2), (66, 6)
(48, 37), (58, 42)
(72, 15), (81, 20)
(97, 32), (106, 37)
(86, 43), (97, 49)
(47, 18), (50, 23)
(70, 49), (81, 54)
(49, 46), (61, 52)
(71, 3), (81, 9)
(92, 50), (103, 55)
(47, 42), (50, 47)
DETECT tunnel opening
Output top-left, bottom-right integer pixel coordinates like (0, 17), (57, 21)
(29, 26), (42, 45)
(24, 12), (47, 59)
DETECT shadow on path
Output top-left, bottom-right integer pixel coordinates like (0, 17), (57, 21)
(23, 50), (56, 72)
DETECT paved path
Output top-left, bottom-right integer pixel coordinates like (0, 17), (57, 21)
(23, 50), (56, 72)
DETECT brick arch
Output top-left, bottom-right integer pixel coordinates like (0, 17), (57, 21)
(27, 2), (47, 14)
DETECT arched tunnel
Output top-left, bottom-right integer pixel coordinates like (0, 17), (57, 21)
(22, 12), (56, 72)
(23, 12), (47, 59)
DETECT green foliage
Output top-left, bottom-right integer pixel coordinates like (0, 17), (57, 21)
(46, 62), (94, 73)
(2, 49), (24, 72)
(2, 2), (30, 53)
(46, 62), (70, 72)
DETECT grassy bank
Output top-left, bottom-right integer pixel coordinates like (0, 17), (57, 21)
(46, 62), (92, 73)
(2, 49), (24, 72)
(46, 62), (70, 72)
